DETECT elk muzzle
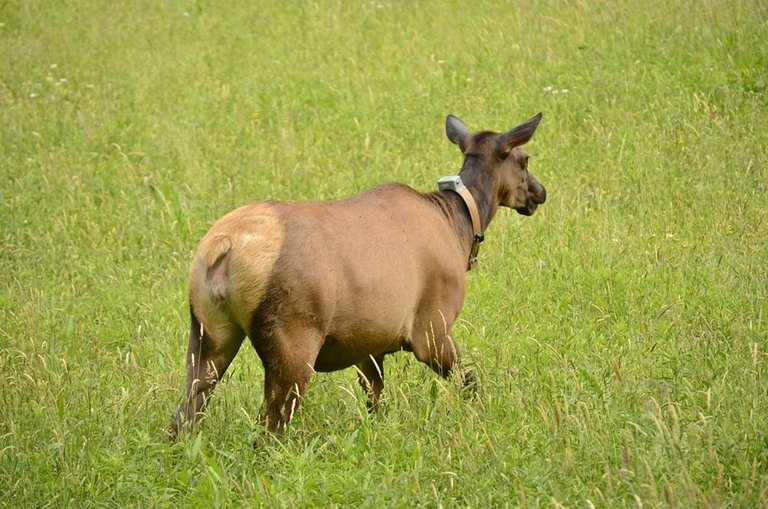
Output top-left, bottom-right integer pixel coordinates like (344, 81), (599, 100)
(515, 177), (546, 216)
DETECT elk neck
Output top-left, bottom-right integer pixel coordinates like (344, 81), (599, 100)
(458, 154), (499, 232)
(427, 154), (499, 269)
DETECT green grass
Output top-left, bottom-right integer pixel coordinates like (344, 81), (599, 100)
(2, 0), (767, 506)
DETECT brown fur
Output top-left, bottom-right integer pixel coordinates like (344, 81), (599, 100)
(171, 113), (546, 438)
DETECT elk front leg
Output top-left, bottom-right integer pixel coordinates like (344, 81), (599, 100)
(411, 316), (475, 389)
(357, 354), (385, 412)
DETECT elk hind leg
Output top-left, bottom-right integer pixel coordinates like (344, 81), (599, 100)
(356, 354), (385, 412)
(171, 308), (244, 439)
(252, 326), (323, 436)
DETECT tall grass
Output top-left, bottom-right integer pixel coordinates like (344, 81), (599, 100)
(1, 0), (766, 506)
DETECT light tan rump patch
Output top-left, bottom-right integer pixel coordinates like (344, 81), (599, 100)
(189, 203), (284, 334)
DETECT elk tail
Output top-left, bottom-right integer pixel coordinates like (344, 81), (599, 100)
(205, 234), (232, 301)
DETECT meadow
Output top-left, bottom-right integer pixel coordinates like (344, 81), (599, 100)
(1, 0), (766, 506)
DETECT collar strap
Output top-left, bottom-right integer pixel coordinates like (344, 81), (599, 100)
(456, 187), (484, 270)
(437, 176), (484, 270)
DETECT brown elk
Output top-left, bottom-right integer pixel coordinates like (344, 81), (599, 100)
(171, 113), (546, 438)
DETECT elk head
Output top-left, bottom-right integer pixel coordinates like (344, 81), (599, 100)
(446, 113), (546, 217)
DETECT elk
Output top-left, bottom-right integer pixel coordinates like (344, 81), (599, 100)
(171, 113), (546, 438)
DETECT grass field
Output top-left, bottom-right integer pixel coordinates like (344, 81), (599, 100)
(2, 0), (767, 506)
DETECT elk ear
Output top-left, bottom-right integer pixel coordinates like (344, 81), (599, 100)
(496, 113), (542, 155)
(446, 114), (469, 152)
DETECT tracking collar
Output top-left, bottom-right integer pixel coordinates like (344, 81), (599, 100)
(437, 176), (484, 270)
